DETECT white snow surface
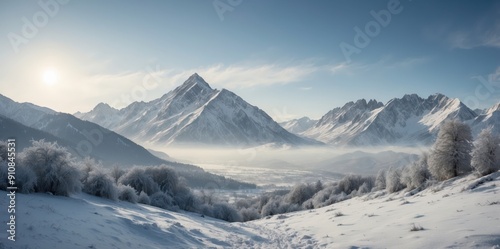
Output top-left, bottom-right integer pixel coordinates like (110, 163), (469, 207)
(2, 172), (500, 248)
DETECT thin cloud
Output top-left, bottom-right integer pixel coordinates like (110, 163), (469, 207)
(447, 19), (500, 49)
(74, 62), (321, 110)
(329, 57), (429, 74)
(197, 63), (318, 88)
(489, 66), (500, 83)
(329, 62), (351, 74)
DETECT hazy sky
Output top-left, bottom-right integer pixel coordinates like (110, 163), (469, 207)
(1, 0), (499, 121)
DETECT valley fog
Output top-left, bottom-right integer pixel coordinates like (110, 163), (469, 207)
(152, 145), (430, 187)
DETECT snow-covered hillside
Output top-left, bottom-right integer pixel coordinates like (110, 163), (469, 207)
(302, 94), (484, 146)
(76, 74), (317, 147)
(0, 94), (55, 126)
(3, 172), (499, 248)
(0, 94), (173, 167)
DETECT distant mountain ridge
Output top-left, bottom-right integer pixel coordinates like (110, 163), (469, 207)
(279, 117), (318, 134)
(76, 74), (319, 147)
(290, 93), (496, 146)
(0, 94), (178, 167)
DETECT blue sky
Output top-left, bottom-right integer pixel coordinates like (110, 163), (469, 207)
(1, 0), (499, 120)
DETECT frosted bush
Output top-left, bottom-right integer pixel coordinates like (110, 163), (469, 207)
(118, 184), (138, 203)
(21, 140), (82, 196)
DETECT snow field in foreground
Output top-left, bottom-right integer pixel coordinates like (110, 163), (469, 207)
(0, 172), (499, 249)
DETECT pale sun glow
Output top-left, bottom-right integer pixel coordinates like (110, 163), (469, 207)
(42, 69), (59, 85)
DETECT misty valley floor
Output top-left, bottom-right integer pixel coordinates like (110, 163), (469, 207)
(1, 172), (500, 249)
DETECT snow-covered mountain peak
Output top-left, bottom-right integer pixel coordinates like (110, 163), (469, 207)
(76, 74), (317, 147)
(178, 73), (213, 92)
(348, 98), (383, 110)
(315, 98), (382, 127)
(486, 102), (500, 114)
(427, 92), (448, 101)
(92, 102), (117, 113)
(301, 93), (480, 146)
(367, 99), (383, 109)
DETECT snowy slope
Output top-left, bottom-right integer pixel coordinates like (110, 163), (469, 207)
(2, 172), (500, 248)
(0, 192), (278, 249)
(255, 172), (500, 248)
(303, 94), (478, 146)
(76, 74), (319, 147)
(0, 94), (55, 126)
(279, 117), (318, 134)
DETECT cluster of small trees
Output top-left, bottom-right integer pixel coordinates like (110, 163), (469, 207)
(0, 121), (498, 223)
(233, 175), (376, 221)
(430, 121), (500, 179)
(0, 140), (242, 222)
(376, 120), (500, 193)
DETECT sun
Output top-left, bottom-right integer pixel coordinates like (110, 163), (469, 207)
(42, 69), (59, 86)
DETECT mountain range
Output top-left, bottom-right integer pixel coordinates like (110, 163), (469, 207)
(2, 73), (498, 150)
(76, 73), (317, 147)
(0, 93), (257, 189)
(283, 94), (498, 146)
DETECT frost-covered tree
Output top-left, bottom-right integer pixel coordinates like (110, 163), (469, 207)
(137, 191), (151, 205)
(401, 166), (413, 189)
(119, 167), (160, 196)
(21, 140), (82, 196)
(385, 167), (405, 193)
(260, 196), (301, 217)
(80, 157), (98, 184)
(0, 141), (37, 193)
(406, 153), (431, 189)
(144, 165), (179, 194)
(83, 170), (118, 200)
(211, 203), (242, 222)
(337, 175), (374, 195)
(118, 184), (138, 203)
(314, 180), (323, 192)
(471, 127), (500, 176)
(286, 183), (316, 205)
(150, 192), (175, 210)
(239, 207), (261, 222)
(375, 169), (387, 190)
(110, 165), (125, 184)
(429, 120), (472, 180)
(173, 182), (196, 211)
